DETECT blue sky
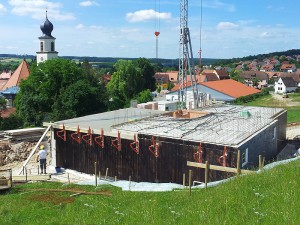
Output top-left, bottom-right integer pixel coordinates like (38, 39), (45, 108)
(0, 0), (300, 59)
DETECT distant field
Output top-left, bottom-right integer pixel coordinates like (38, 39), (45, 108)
(0, 159), (299, 224)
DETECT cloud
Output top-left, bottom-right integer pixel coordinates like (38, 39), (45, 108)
(203, 0), (235, 12)
(79, 1), (99, 7)
(126, 9), (171, 23)
(217, 22), (239, 30)
(0, 4), (7, 15)
(76, 24), (84, 29)
(8, 0), (75, 21)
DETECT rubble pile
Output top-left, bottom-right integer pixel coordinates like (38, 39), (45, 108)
(0, 141), (36, 166)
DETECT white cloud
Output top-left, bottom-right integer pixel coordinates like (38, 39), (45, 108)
(217, 22), (239, 30)
(0, 4), (7, 15)
(203, 0), (235, 12)
(79, 1), (99, 7)
(126, 9), (171, 23)
(8, 0), (75, 21)
(76, 24), (84, 29)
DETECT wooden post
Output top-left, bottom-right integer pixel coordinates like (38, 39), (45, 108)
(259, 155), (262, 170)
(99, 171), (101, 180)
(9, 169), (12, 188)
(105, 168), (109, 180)
(262, 157), (265, 168)
(115, 176), (117, 182)
(188, 170), (192, 196)
(183, 173), (186, 189)
(25, 168), (28, 182)
(37, 165), (39, 175)
(22, 166), (24, 175)
(94, 162), (97, 187)
(205, 161), (209, 189)
(67, 173), (70, 185)
(29, 169), (31, 175)
(236, 150), (241, 176)
(129, 176), (132, 191)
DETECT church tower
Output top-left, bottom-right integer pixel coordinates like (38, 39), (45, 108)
(36, 10), (58, 64)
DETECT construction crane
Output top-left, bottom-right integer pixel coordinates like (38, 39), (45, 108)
(178, 0), (199, 109)
(154, 0), (160, 60)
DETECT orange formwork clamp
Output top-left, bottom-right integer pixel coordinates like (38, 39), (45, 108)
(217, 146), (228, 167)
(56, 124), (66, 141)
(130, 134), (139, 154)
(112, 131), (121, 151)
(194, 143), (203, 163)
(82, 127), (93, 146)
(71, 125), (81, 144)
(149, 136), (159, 158)
(95, 128), (105, 148)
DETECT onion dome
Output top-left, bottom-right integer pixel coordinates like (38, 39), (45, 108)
(40, 10), (54, 37)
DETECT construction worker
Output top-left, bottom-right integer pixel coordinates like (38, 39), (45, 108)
(37, 145), (47, 174)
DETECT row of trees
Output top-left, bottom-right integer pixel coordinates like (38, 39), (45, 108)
(12, 58), (157, 127)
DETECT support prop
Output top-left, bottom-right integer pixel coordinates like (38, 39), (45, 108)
(193, 143), (203, 163)
(217, 146), (228, 167)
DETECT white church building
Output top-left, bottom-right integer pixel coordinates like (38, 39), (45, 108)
(36, 11), (58, 64)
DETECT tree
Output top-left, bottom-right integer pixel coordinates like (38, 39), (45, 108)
(135, 58), (156, 91)
(107, 59), (156, 110)
(15, 58), (108, 126)
(135, 90), (153, 104)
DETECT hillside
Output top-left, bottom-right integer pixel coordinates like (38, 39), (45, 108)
(0, 54), (220, 68)
(1, 158), (300, 224)
(214, 49), (300, 67)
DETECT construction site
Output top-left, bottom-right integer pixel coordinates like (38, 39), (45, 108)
(47, 104), (287, 184)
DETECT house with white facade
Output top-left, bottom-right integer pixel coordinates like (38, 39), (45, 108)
(274, 77), (298, 94)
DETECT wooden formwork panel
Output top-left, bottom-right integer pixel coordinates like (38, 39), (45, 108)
(55, 130), (238, 184)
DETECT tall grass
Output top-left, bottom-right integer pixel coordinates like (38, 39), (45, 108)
(1, 159), (300, 224)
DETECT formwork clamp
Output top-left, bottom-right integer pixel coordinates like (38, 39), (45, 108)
(82, 127), (93, 146)
(95, 128), (105, 148)
(112, 131), (121, 151)
(194, 143), (203, 163)
(56, 124), (66, 141)
(149, 136), (159, 158)
(217, 146), (228, 167)
(130, 134), (139, 154)
(71, 125), (81, 144)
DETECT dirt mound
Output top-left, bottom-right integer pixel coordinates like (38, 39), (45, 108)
(0, 141), (36, 166)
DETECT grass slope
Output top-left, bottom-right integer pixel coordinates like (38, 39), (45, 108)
(1, 159), (300, 224)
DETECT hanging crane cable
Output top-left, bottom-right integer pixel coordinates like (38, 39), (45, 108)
(199, 0), (203, 72)
(154, 0), (161, 60)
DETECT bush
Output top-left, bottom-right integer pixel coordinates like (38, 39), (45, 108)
(233, 88), (270, 104)
(0, 113), (23, 130)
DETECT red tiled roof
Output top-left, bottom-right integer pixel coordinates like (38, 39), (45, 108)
(1, 107), (16, 118)
(1, 60), (30, 91)
(281, 64), (295, 70)
(200, 79), (260, 98)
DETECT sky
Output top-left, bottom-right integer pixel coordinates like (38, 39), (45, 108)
(0, 0), (300, 59)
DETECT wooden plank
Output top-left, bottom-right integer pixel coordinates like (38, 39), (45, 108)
(12, 175), (51, 181)
(187, 161), (256, 175)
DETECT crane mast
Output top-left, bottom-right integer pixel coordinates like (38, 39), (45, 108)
(178, 0), (199, 109)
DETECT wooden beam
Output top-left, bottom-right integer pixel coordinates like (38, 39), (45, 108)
(12, 175), (51, 181)
(187, 161), (256, 175)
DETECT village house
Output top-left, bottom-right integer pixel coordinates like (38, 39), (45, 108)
(280, 63), (297, 73)
(274, 77), (298, 94)
(240, 71), (269, 88)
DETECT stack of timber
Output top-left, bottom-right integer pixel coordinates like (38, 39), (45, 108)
(4, 128), (46, 141)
